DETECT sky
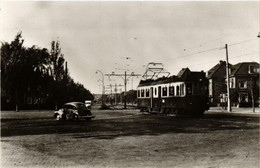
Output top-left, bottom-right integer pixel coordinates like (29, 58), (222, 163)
(0, 1), (259, 94)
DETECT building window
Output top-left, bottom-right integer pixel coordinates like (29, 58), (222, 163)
(220, 93), (227, 103)
(162, 86), (168, 97)
(230, 78), (236, 89)
(248, 65), (259, 74)
(239, 93), (248, 103)
(209, 79), (213, 96)
(239, 81), (247, 89)
(169, 86), (175, 96)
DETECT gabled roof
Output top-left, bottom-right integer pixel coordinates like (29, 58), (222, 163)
(207, 60), (229, 78)
(207, 60), (234, 79)
(230, 63), (242, 76)
(177, 68), (191, 78)
(230, 62), (259, 76)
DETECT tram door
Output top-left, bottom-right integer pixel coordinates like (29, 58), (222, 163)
(158, 86), (162, 111)
(150, 87), (153, 111)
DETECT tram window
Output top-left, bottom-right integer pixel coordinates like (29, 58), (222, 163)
(162, 87), (167, 96)
(141, 89), (145, 97)
(169, 86), (175, 96)
(176, 86), (180, 96)
(137, 90), (140, 97)
(146, 89), (150, 97)
(154, 87), (157, 96)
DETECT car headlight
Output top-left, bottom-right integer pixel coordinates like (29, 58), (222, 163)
(74, 110), (79, 115)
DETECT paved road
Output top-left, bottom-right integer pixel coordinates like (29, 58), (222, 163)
(1, 107), (260, 167)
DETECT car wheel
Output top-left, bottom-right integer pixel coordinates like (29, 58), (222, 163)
(73, 114), (79, 121)
(62, 114), (66, 121)
(55, 114), (61, 121)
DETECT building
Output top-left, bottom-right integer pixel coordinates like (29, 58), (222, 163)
(207, 61), (259, 107)
(207, 61), (230, 106)
(229, 62), (259, 107)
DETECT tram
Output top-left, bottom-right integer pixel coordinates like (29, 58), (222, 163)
(137, 68), (209, 116)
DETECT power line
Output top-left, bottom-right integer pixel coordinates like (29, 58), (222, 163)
(229, 52), (258, 59)
(229, 39), (257, 47)
(167, 51), (258, 71)
(183, 30), (248, 51)
(179, 46), (224, 59)
(120, 38), (258, 75)
(172, 38), (257, 61)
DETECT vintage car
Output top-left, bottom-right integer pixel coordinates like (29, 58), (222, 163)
(85, 100), (92, 109)
(54, 102), (95, 121)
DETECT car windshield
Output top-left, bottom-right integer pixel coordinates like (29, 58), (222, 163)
(63, 105), (74, 109)
(78, 104), (88, 109)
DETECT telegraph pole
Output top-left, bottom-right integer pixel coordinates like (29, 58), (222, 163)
(225, 44), (232, 112)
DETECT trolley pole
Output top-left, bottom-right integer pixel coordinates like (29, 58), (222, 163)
(225, 44), (232, 112)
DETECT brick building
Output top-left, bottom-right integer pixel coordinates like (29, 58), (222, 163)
(207, 61), (229, 106)
(207, 61), (259, 107)
(229, 62), (259, 107)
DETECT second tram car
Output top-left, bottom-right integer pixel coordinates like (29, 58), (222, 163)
(137, 68), (209, 116)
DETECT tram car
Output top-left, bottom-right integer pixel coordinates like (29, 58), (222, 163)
(137, 68), (209, 116)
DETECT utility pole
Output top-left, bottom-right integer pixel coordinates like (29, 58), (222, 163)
(115, 84), (117, 105)
(96, 70), (105, 108)
(225, 44), (232, 112)
(106, 71), (141, 109)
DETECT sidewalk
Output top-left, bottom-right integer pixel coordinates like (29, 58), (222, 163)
(1, 110), (54, 120)
(208, 106), (260, 115)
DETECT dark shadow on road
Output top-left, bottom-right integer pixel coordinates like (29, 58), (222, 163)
(1, 113), (259, 139)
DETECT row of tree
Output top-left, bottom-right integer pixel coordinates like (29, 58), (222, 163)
(1, 32), (94, 110)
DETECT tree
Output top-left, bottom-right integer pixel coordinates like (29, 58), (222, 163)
(1, 32), (26, 111)
(1, 33), (94, 110)
(126, 90), (137, 104)
(49, 41), (65, 82)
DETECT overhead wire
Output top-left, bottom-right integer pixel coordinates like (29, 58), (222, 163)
(228, 39), (258, 47)
(168, 51), (258, 71)
(171, 38), (257, 61)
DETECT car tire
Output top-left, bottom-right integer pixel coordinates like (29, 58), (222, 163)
(62, 114), (66, 121)
(73, 114), (79, 121)
(55, 114), (61, 121)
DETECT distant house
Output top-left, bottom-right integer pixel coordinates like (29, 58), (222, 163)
(229, 62), (259, 107)
(207, 61), (230, 106)
(207, 61), (260, 107)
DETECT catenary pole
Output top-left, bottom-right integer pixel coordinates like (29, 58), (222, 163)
(105, 71), (141, 109)
(124, 71), (127, 109)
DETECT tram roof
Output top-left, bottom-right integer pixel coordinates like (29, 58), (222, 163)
(138, 71), (206, 87)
